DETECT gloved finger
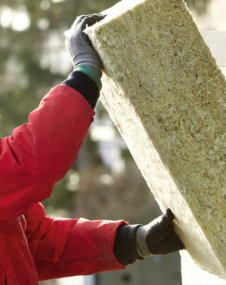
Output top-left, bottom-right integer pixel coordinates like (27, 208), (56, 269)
(86, 14), (106, 26)
(74, 15), (87, 26)
(157, 233), (185, 254)
(149, 209), (175, 241)
(166, 234), (185, 253)
(161, 208), (174, 225)
(151, 209), (174, 235)
(149, 234), (185, 254)
(68, 15), (87, 36)
(64, 15), (89, 39)
(79, 14), (105, 47)
(81, 14), (105, 31)
(166, 208), (174, 220)
(156, 209), (175, 234)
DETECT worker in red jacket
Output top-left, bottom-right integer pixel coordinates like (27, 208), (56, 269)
(0, 14), (184, 284)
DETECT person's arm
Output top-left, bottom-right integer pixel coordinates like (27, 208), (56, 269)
(25, 204), (184, 281)
(0, 81), (95, 221)
(25, 203), (127, 281)
(0, 15), (103, 221)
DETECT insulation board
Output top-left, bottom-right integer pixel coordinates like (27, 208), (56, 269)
(85, 0), (226, 278)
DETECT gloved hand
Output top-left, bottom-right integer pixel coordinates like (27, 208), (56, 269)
(65, 14), (105, 75)
(136, 209), (185, 256)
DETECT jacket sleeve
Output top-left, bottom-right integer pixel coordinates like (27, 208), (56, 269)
(25, 203), (127, 281)
(0, 83), (95, 221)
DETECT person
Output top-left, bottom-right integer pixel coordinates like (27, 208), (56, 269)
(0, 14), (184, 284)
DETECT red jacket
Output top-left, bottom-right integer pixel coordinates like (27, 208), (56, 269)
(0, 85), (126, 284)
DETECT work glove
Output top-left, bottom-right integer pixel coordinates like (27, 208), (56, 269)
(114, 208), (185, 265)
(136, 208), (185, 257)
(65, 14), (105, 75)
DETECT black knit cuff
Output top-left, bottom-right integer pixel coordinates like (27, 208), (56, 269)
(114, 224), (143, 265)
(61, 71), (100, 109)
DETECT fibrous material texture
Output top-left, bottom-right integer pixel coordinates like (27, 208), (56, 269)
(86, 0), (226, 279)
(181, 251), (226, 285)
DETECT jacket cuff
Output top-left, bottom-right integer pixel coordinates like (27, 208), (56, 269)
(61, 71), (100, 109)
(114, 224), (143, 265)
(75, 64), (102, 90)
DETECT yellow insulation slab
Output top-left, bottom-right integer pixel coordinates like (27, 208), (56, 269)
(86, 0), (226, 278)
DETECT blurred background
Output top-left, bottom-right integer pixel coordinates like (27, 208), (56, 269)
(0, 0), (225, 284)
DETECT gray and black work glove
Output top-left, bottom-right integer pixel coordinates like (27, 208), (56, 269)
(65, 14), (105, 75)
(114, 209), (185, 265)
(136, 208), (185, 257)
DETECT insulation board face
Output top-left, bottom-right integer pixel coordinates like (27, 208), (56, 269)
(85, 0), (226, 279)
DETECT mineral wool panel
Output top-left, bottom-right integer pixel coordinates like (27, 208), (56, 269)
(181, 251), (226, 285)
(86, 0), (226, 278)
